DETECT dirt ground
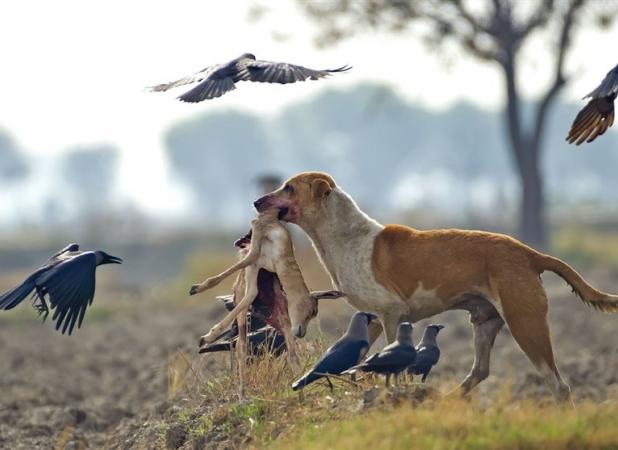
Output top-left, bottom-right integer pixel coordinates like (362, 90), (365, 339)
(0, 268), (617, 449)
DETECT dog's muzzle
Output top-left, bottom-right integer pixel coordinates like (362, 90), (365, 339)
(253, 197), (266, 212)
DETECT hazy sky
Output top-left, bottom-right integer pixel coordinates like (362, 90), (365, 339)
(0, 1), (616, 215)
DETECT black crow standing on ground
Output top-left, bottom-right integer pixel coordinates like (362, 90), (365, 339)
(0, 243), (122, 335)
(147, 53), (351, 102)
(567, 63), (617, 145)
(291, 311), (377, 391)
(344, 322), (417, 386)
(408, 324), (445, 382)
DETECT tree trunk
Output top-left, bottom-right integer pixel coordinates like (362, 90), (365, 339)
(517, 150), (546, 249)
(501, 55), (547, 249)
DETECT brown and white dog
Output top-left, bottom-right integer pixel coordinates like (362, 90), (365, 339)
(253, 171), (618, 403)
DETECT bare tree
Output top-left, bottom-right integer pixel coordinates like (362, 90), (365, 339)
(299, 0), (616, 248)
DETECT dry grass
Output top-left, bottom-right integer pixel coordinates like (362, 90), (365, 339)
(160, 340), (618, 450)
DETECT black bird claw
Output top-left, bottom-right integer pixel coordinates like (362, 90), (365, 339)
(189, 285), (199, 296)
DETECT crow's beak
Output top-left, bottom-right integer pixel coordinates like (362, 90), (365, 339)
(108, 255), (123, 264)
(366, 313), (379, 323)
(435, 324), (445, 330)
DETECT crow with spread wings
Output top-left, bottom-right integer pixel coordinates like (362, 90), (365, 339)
(567, 63), (617, 145)
(147, 53), (351, 102)
(0, 244), (122, 335)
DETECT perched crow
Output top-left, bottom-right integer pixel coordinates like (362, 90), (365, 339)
(199, 326), (286, 357)
(291, 311), (377, 391)
(147, 53), (351, 102)
(567, 63), (617, 145)
(408, 324), (444, 382)
(344, 322), (417, 386)
(0, 243), (122, 335)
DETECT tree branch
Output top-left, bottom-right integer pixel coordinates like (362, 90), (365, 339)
(517, 0), (555, 39)
(530, 0), (585, 152)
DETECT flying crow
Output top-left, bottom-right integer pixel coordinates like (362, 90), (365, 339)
(567, 63), (617, 145)
(408, 324), (444, 382)
(344, 322), (417, 386)
(0, 243), (122, 335)
(147, 53), (351, 102)
(291, 311), (377, 391)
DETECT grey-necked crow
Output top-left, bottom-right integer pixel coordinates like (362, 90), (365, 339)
(147, 53), (351, 102)
(344, 322), (416, 386)
(0, 243), (122, 335)
(199, 326), (286, 357)
(408, 324), (444, 382)
(291, 311), (377, 391)
(567, 63), (617, 145)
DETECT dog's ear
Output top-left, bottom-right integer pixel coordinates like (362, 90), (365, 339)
(310, 290), (345, 300)
(311, 179), (332, 199)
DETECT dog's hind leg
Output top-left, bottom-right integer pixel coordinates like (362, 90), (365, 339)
(498, 276), (573, 406)
(459, 314), (504, 394)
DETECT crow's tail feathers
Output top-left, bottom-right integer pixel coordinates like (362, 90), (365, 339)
(0, 280), (35, 310)
(291, 371), (320, 391)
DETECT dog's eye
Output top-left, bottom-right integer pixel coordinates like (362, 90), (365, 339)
(283, 184), (294, 194)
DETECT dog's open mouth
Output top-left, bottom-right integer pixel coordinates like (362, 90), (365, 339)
(277, 207), (289, 220)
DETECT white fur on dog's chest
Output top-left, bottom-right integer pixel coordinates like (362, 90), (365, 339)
(320, 225), (403, 315)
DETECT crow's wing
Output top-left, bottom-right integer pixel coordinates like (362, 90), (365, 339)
(49, 243), (80, 261)
(43, 252), (97, 335)
(412, 346), (440, 370)
(146, 64), (220, 93)
(176, 76), (236, 102)
(292, 338), (369, 390)
(358, 346), (416, 369)
(239, 60), (351, 84)
(566, 95), (615, 145)
(584, 64), (618, 99)
(313, 338), (369, 375)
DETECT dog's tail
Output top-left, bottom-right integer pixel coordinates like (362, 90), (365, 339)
(535, 254), (618, 312)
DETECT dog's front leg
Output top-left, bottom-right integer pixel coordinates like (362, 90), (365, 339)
(199, 267), (259, 344)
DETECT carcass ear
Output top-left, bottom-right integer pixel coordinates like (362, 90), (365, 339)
(311, 179), (332, 199)
(310, 290), (345, 300)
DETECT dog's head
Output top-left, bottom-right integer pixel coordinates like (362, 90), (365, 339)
(253, 172), (336, 225)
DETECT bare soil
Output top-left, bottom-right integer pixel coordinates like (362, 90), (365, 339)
(0, 269), (616, 449)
